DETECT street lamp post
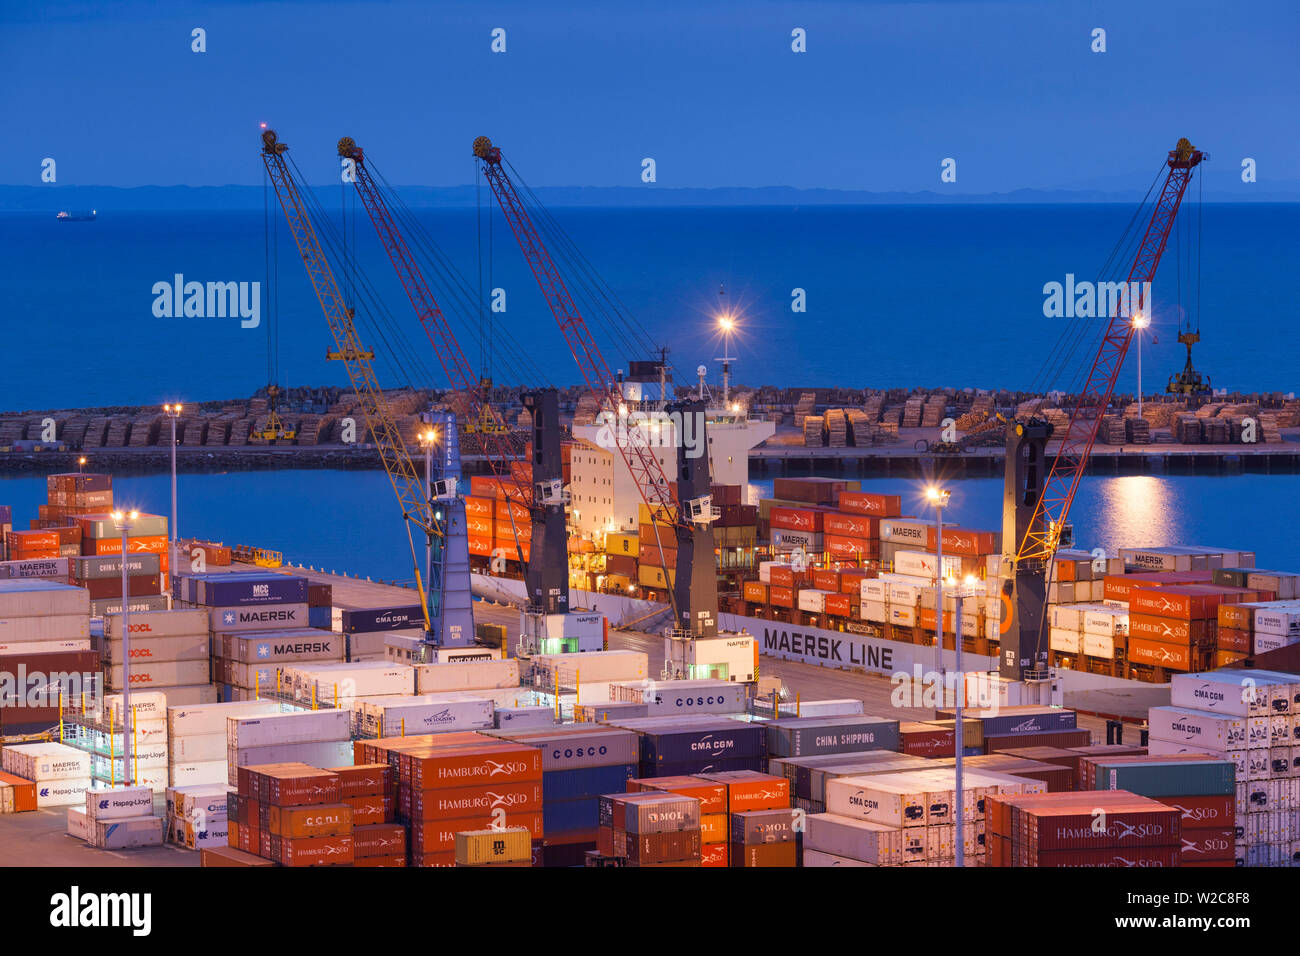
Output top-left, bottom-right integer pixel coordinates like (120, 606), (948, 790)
(77, 456), (86, 474)
(949, 575), (980, 868)
(163, 404), (182, 582)
(716, 315), (736, 405)
(925, 486), (951, 678)
(1132, 313), (1149, 420)
(113, 509), (138, 785)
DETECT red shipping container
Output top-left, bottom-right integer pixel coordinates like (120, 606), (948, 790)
(492, 537), (531, 564)
(838, 570), (872, 595)
(823, 535), (879, 561)
(81, 574), (164, 599)
(837, 492), (901, 518)
(1154, 795), (1234, 830)
(939, 528), (998, 558)
(823, 512), (880, 539)
(823, 593), (852, 618)
(899, 722), (956, 758)
(1102, 571), (1214, 603)
(1177, 827), (1235, 861)
(700, 842), (729, 867)
(1030, 846), (1180, 867)
(6, 530), (59, 550)
(1129, 585), (1240, 621)
(768, 585), (794, 608)
(1126, 637), (1194, 671)
(1216, 627), (1250, 653)
(1127, 613), (1212, 644)
(768, 566), (799, 589)
(812, 568), (841, 592)
(87, 535), (168, 556)
(769, 507), (825, 533)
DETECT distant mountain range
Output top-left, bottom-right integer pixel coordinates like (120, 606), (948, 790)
(2, 182), (1297, 211)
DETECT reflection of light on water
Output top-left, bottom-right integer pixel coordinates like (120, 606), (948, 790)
(1091, 476), (1178, 554)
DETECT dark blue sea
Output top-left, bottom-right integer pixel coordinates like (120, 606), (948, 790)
(1, 203), (1296, 408)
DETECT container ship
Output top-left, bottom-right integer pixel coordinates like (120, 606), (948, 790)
(55, 209), (96, 222)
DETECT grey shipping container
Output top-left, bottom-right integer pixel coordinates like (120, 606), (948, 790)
(71, 554), (162, 580)
(765, 715), (901, 758)
(487, 727), (639, 772)
(90, 595), (168, 617)
(1092, 758), (1236, 797)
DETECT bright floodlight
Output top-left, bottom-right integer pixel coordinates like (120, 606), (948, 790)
(1132, 312), (1150, 330)
(112, 510), (123, 521)
(925, 486), (950, 505)
(718, 315), (735, 332)
(963, 574), (979, 588)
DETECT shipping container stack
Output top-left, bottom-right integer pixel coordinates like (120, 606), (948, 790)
(986, 791), (1184, 867)
(486, 725), (639, 866)
(934, 705), (1090, 754)
(164, 782), (231, 850)
(225, 763), (355, 866)
(213, 627), (346, 703)
(0, 504), (10, 561)
(769, 751), (935, 816)
(637, 500), (676, 593)
(1150, 668), (1300, 867)
(336, 763), (404, 867)
(81, 691), (171, 792)
(358, 731), (543, 867)
(1, 742), (91, 809)
(627, 775), (730, 866)
(0, 579), (94, 733)
(71, 552), (166, 623)
(594, 791), (703, 866)
(464, 474), (531, 572)
(1126, 581), (1266, 676)
(226, 710), (353, 785)
(704, 771), (796, 867)
(356, 694), (494, 738)
(284, 660), (415, 710)
(102, 608), (212, 711)
(1217, 592), (1300, 661)
(171, 570), (313, 701)
(822, 767), (1046, 866)
(168, 699), (281, 788)
(67, 785), (164, 850)
(77, 510), (170, 614)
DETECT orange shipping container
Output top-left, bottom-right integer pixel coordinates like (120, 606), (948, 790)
(700, 842), (729, 867)
(742, 581), (768, 604)
(839, 569), (872, 594)
(343, 794), (393, 825)
(770, 507), (825, 533)
(769, 585), (794, 608)
(823, 512), (880, 539)
(1127, 613), (1212, 644)
(1126, 637), (1193, 671)
(768, 566), (797, 589)
(628, 776), (727, 814)
(940, 528), (998, 557)
(468, 534), (495, 558)
(1129, 586), (1236, 621)
(812, 569), (841, 592)
(6, 530), (59, 550)
(1217, 627), (1251, 654)
(823, 593), (852, 618)
(837, 492), (901, 518)
(409, 780), (543, 821)
(465, 515), (496, 539)
(494, 499), (530, 524)
(824, 534), (880, 561)
(1102, 571), (1214, 603)
(409, 811), (543, 853)
(1217, 604), (1254, 631)
(699, 771), (789, 812)
(407, 744), (542, 791)
(463, 496), (494, 519)
(278, 834), (354, 867)
(268, 803), (353, 839)
(88, 535), (168, 556)
(492, 537), (531, 564)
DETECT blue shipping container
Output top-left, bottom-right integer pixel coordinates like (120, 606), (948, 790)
(341, 605), (425, 633)
(542, 797), (600, 835)
(542, 763), (635, 801)
(307, 606), (332, 629)
(197, 575), (307, 608)
(640, 723), (766, 764)
(978, 709), (1077, 737)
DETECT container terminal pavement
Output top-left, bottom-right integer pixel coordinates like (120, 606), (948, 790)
(0, 560), (1296, 867)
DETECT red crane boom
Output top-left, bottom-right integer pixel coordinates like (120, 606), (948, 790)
(337, 136), (529, 505)
(472, 136), (677, 524)
(1018, 138), (1206, 563)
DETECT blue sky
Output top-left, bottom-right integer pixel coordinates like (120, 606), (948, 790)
(4, 0), (1296, 191)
